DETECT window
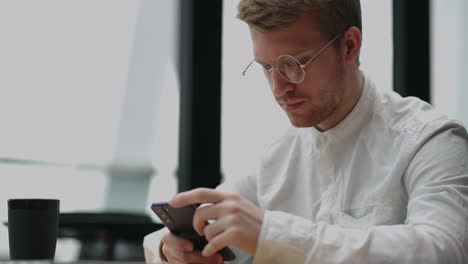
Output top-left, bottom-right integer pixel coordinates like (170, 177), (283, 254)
(0, 1), (134, 164)
(0, 0), (178, 260)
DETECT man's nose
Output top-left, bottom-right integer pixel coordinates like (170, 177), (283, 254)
(270, 70), (295, 97)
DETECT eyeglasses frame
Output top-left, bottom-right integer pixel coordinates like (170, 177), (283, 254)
(242, 32), (344, 84)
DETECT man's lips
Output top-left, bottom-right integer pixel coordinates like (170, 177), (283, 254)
(280, 101), (305, 112)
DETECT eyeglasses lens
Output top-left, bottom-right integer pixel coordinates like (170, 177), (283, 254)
(277, 55), (304, 83)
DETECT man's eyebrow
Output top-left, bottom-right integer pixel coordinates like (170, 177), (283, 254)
(291, 47), (314, 58)
(254, 47), (314, 65)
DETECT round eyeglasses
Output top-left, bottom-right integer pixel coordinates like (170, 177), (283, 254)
(242, 32), (343, 84)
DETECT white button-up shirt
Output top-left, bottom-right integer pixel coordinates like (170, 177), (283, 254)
(144, 73), (468, 263)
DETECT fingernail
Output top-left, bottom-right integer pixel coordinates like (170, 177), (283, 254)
(169, 198), (176, 207)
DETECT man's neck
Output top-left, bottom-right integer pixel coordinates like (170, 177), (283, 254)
(315, 70), (365, 132)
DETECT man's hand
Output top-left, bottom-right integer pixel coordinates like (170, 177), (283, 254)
(170, 188), (265, 257)
(161, 231), (223, 264)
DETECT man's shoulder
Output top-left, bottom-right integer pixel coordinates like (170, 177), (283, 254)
(371, 88), (467, 151)
(373, 88), (457, 135)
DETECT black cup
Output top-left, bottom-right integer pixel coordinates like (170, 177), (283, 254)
(8, 199), (60, 260)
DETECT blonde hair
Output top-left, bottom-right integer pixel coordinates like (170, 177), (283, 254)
(237, 0), (362, 45)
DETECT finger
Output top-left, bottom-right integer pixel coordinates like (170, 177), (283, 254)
(161, 244), (182, 263)
(162, 232), (194, 251)
(202, 230), (234, 257)
(167, 249), (223, 264)
(161, 243), (182, 263)
(192, 204), (220, 236)
(162, 232), (223, 263)
(170, 188), (227, 208)
(185, 251), (223, 264)
(203, 216), (228, 242)
(163, 244), (192, 263)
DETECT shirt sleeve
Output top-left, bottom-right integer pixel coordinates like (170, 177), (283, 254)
(218, 170), (260, 207)
(253, 125), (468, 264)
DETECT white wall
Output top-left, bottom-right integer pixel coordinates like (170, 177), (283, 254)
(431, 0), (468, 125)
(359, 0), (393, 91)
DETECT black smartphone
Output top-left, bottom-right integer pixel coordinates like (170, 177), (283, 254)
(151, 202), (236, 261)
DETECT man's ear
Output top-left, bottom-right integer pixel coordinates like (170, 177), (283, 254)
(342, 26), (362, 65)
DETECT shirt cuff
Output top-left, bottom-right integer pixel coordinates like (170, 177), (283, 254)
(253, 210), (314, 264)
(143, 227), (169, 263)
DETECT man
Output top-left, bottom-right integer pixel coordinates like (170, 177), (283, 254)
(144, 0), (468, 263)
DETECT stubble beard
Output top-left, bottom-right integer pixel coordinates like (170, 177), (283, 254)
(288, 63), (346, 128)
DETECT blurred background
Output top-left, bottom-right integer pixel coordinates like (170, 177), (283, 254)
(0, 0), (466, 262)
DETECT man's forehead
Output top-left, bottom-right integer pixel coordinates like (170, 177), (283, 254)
(253, 47), (311, 65)
(250, 29), (321, 64)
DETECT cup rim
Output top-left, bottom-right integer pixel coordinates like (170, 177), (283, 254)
(8, 199), (60, 211)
